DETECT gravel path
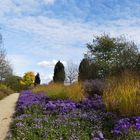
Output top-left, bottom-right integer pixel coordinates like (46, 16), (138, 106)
(0, 93), (19, 140)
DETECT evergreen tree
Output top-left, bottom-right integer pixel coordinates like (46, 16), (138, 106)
(90, 62), (99, 79)
(34, 73), (41, 86)
(53, 61), (65, 83)
(78, 58), (91, 81)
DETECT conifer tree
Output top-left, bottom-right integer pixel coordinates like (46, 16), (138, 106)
(34, 73), (41, 86)
(78, 58), (90, 81)
(53, 61), (65, 83)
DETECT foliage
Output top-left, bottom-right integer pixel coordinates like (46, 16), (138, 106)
(84, 79), (105, 96)
(85, 34), (139, 78)
(34, 73), (41, 86)
(7, 91), (140, 140)
(136, 54), (140, 75)
(78, 59), (99, 81)
(7, 91), (107, 140)
(33, 83), (68, 100)
(53, 61), (65, 83)
(89, 62), (99, 80)
(0, 84), (13, 100)
(65, 82), (85, 101)
(32, 83), (85, 101)
(103, 71), (140, 116)
(112, 117), (140, 140)
(5, 75), (22, 92)
(20, 71), (35, 89)
(78, 58), (91, 81)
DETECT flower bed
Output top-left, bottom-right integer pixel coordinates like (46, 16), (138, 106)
(6, 90), (140, 140)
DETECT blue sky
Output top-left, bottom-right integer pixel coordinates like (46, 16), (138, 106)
(0, 0), (140, 83)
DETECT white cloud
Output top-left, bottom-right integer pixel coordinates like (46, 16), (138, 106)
(37, 59), (67, 68)
(40, 73), (53, 83)
(43, 0), (55, 5)
(0, 0), (140, 83)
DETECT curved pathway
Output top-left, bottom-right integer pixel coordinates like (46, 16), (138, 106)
(0, 93), (19, 140)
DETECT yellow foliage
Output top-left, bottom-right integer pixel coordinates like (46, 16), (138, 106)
(32, 82), (85, 101)
(103, 71), (140, 116)
(20, 71), (35, 86)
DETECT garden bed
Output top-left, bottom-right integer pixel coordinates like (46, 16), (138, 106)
(6, 90), (140, 140)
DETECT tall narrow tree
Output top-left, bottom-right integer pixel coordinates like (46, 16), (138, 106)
(53, 61), (65, 83)
(34, 73), (41, 86)
(78, 58), (91, 81)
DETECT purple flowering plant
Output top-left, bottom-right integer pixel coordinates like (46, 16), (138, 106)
(6, 90), (140, 140)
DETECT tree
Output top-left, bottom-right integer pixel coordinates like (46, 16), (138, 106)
(34, 73), (41, 86)
(66, 62), (78, 84)
(20, 71), (35, 88)
(136, 54), (140, 75)
(78, 58), (91, 81)
(53, 61), (65, 83)
(5, 75), (22, 92)
(0, 33), (13, 82)
(90, 62), (99, 79)
(86, 34), (139, 78)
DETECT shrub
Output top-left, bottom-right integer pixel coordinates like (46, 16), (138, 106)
(103, 71), (140, 116)
(84, 79), (105, 97)
(5, 75), (22, 92)
(32, 83), (85, 101)
(0, 84), (13, 100)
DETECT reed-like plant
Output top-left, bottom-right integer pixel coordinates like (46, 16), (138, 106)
(103, 71), (140, 116)
(32, 82), (85, 101)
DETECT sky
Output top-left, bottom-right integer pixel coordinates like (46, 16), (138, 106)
(0, 0), (140, 83)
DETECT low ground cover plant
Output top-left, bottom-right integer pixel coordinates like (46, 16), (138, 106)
(7, 90), (140, 140)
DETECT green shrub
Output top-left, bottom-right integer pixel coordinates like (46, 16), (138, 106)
(0, 84), (13, 100)
(5, 75), (22, 92)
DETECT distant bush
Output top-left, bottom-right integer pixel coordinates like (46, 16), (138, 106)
(5, 75), (22, 92)
(84, 79), (105, 97)
(20, 71), (35, 89)
(103, 71), (140, 116)
(32, 82), (85, 101)
(0, 84), (13, 100)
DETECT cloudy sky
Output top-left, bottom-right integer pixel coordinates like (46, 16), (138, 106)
(0, 0), (140, 83)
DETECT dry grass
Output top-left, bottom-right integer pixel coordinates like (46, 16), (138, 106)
(103, 71), (140, 116)
(32, 82), (85, 101)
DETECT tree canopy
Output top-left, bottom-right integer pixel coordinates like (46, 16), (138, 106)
(20, 71), (35, 87)
(85, 34), (139, 78)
